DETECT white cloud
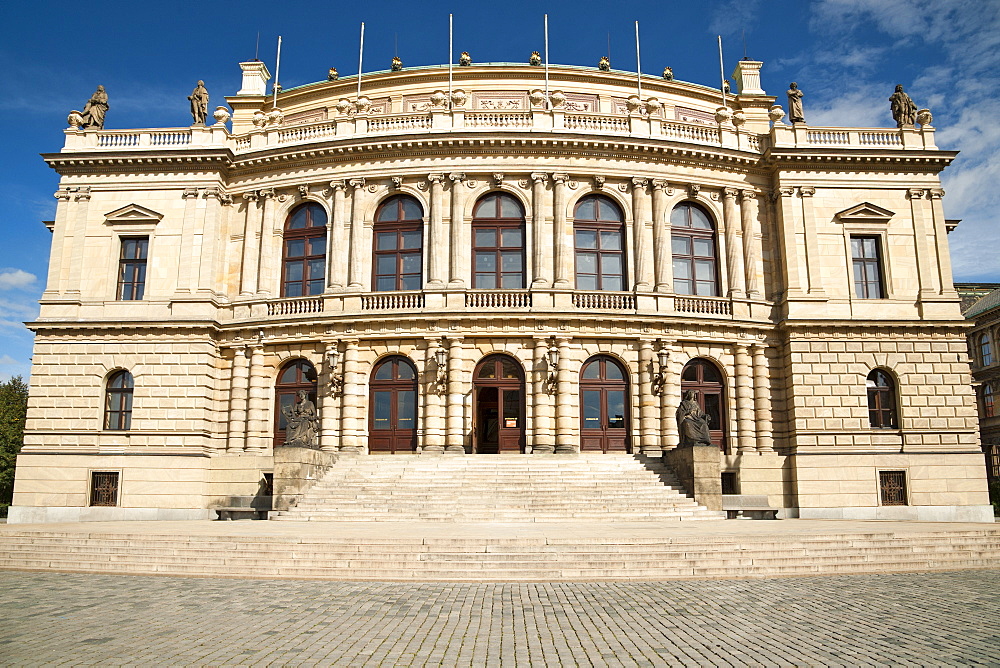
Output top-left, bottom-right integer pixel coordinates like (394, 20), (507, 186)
(0, 269), (36, 291)
(709, 0), (761, 38)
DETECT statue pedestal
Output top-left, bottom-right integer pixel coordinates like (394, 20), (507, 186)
(273, 446), (339, 511)
(662, 445), (722, 511)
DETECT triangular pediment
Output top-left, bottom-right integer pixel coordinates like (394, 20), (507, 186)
(835, 202), (895, 224)
(104, 203), (164, 224)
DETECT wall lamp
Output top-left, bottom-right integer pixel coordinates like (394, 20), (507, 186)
(327, 348), (343, 396)
(652, 347), (670, 395)
(546, 341), (559, 393)
(435, 341), (448, 394)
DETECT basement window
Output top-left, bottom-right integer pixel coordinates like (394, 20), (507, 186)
(90, 471), (120, 507)
(721, 471), (738, 495)
(878, 470), (907, 506)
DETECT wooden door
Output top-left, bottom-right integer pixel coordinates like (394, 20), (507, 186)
(579, 356), (629, 452)
(369, 356), (418, 453)
(473, 355), (525, 453)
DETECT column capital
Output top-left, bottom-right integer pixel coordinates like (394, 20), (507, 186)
(182, 187), (200, 199)
(929, 188), (945, 199)
(327, 179), (348, 194)
(740, 189), (758, 202)
(799, 186), (816, 197)
(723, 187), (739, 200)
(258, 187), (277, 199)
(53, 189), (72, 200)
(73, 186), (92, 201)
(650, 179), (669, 191)
(241, 191), (259, 202)
(428, 173), (446, 184)
(347, 178), (366, 190)
(630, 177), (649, 189)
(551, 172), (570, 184)
(449, 172), (466, 183)
(777, 187), (795, 199)
(530, 172), (549, 184)
(907, 188), (926, 199)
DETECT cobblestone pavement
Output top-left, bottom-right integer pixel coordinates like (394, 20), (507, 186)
(2, 570), (999, 667)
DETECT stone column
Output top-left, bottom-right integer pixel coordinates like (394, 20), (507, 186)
(532, 337), (555, 453)
(555, 336), (576, 453)
(319, 342), (341, 452)
(428, 173), (446, 286)
(43, 189), (72, 297)
(245, 342), (267, 453)
(64, 188), (92, 298)
(798, 187), (825, 296)
(651, 180), (671, 293)
(751, 342), (774, 452)
(239, 191), (261, 296)
(327, 181), (347, 289)
(773, 187), (802, 297)
(638, 339), (659, 454)
(631, 178), (652, 290)
(530, 173), (550, 287)
(347, 179), (367, 289)
(227, 344), (250, 453)
(176, 188), (201, 294)
(198, 189), (227, 294)
(552, 173), (572, 286)
(445, 337), (466, 453)
(908, 188), (940, 296)
(659, 341), (679, 449)
(928, 189), (957, 296)
(448, 173), (466, 287)
(740, 190), (762, 299)
(256, 188), (278, 296)
(722, 188), (747, 299)
(734, 342), (755, 453)
(423, 338), (446, 453)
(339, 339), (362, 452)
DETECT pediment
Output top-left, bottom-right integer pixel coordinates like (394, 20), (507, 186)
(835, 202), (895, 224)
(104, 203), (164, 225)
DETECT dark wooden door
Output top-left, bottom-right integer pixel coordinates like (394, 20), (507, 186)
(580, 357), (629, 452)
(680, 359), (726, 452)
(473, 355), (525, 454)
(369, 356), (418, 453)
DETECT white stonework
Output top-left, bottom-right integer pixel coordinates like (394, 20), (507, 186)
(10, 60), (992, 523)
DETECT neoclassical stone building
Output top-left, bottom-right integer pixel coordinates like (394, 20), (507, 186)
(9, 57), (992, 522)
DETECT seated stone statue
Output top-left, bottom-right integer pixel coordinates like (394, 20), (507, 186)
(281, 390), (318, 448)
(676, 390), (713, 447)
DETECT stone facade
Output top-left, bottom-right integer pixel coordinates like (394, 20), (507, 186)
(959, 286), (1000, 487)
(9, 59), (992, 522)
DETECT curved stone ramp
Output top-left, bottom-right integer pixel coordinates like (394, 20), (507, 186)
(0, 520), (998, 581)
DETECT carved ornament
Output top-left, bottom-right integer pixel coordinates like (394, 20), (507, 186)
(390, 176), (403, 190)
(799, 186), (816, 197)
(593, 175), (605, 190)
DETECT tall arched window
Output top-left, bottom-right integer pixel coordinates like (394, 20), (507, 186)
(580, 356), (629, 452)
(671, 202), (719, 296)
(980, 333), (993, 366)
(281, 203), (327, 297)
(472, 193), (526, 289)
(574, 195), (626, 291)
(274, 359), (318, 446)
(104, 370), (134, 431)
(369, 356), (418, 453)
(983, 384), (994, 418)
(680, 359), (726, 451)
(867, 369), (898, 429)
(373, 195), (423, 291)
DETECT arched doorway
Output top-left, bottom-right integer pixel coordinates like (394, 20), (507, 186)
(473, 355), (525, 453)
(680, 359), (726, 451)
(274, 359), (318, 447)
(369, 356), (418, 453)
(580, 356), (630, 452)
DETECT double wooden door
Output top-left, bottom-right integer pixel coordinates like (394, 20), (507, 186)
(369, 356), (418, 453)
(580, 356), (630, 452)
(474, 355), (525, 453)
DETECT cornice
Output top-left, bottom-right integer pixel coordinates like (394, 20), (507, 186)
(41, 148), (233, 176)
(763, 147), (957, 172)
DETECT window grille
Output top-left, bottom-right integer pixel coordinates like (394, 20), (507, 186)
(90, 471), (119, 507)
(879, 470), (907, 506)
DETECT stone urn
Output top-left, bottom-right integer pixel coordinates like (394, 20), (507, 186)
(266, 108), (284, 126)
(714, 106), (733, 124)
(212, 106), (231, 125)
(626, 96), (642, 113)
(645, 97), (662, 115)
(549, 90), (567, 109)
(916, 108), (933, 127)
(430, 90), (448, 108)
(67, 110), (84, 129)
(529, 89), (546, 108)
(450, 89), (468, 108)
(354, 97), (372, 114)
(252, 110), (267, 128)
(768, 105), (786, 124)
(335, 99), (352, 115)
(731, 111), (747, 128)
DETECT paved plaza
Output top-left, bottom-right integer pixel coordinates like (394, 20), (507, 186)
(2, 570), (999, 666)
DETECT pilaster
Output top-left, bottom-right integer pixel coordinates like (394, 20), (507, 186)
(63, 188), (91, 298)
(751, 342), (774, 452)
(555, 336), (576, 453)
(175, 187), (201, 294)
(446, 337), (466, 452)
(423, 338), (446, 452)
(651, 179), (671, 293)
(320, 341), (341, 453)
(928, 188), (958, 297)
(740, 190), (762, 299)
(227, 345), (250, 453)
(722, 188), (747, 299)
(327, 181), (347, 289)
(239, 191), (260, 296)
(532, 336), (555, 453)
(347, 179), (366, 289)
(339, 339), (363, 452)
(428, 173), (446, 286)
(552, 174), (571, 286)
(530, 173), (551, 287)
(638, 339), (659, 454)
(798, 187), (825, 297)
(631, 178), (652, 290)
(734, 342), (755, 453)
(908, 188), (940, 296)
(255, 188), (278, 296)
(43, 190), (72, 297)
(245, 342), (267, 454)
(448, 173), (466, 287)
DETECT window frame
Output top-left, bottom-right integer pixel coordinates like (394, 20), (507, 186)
(878, 470), (908, 506)
(104, 369), (134, 431)
(471, 193), (526, 290)
(280, 202), (328, 298)
(89, 470), (120, 507)
(117, 236), (149, 301)
(573, 195), (627, 292)
(983, 383), (994, 419)
(980, 333), (993, 367)
(670, 201), (720, 297)
(866, 369), (898, 429)
(372, 195), (424, 292)
(851, 235), (886, 299)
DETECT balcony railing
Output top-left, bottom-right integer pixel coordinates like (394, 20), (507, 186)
(362, 292), (425, 310)
(674, 296), (732, 316)
(572, 292), (636, 310)
(268, 296), (324, 316)
(466, 291), (532, 308)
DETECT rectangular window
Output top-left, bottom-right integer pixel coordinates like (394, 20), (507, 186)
(721, 472), (738, 495)
(851, 236), (884, 299)
(879, 470), (907, 506)
(90, 471), (120, 507)
(118, 236), (148, 300)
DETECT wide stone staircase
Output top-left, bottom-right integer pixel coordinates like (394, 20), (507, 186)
(272, 453), (725, 522)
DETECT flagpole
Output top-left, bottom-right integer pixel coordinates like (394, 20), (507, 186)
(717, 35), (727, 109)
(273, 36), (282, 109)
(544, 14), (550, 109)
(635, 21), (642, 102)
(449, 14), (453, 106)
(358, 22), (365, 99)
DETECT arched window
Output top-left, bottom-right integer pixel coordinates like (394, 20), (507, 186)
(281, 203), (327, 297)
(369, 356), (418, 453)
(580, 356), (629, 452)
(980, 333), (993, 366)
(104, 370), (134, 431)
(472, 193), (526, 289)
(680, 359), (726, 450)
(983, 384), (994, 418)
(867, 369), (898, 429)
(574, 195), (626, 291)
(373, 195), (423, 291)
(274, 359), (318, 447)
(671, 202), (719, 296)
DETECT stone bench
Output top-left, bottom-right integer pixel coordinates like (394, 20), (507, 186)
(213, 496), (271, 521)
(722, 494), (779, 520)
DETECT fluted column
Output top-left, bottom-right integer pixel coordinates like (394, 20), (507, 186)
(423, 338), (446, 452)
(651, 179), (671, 293)
(734, 342), (755, 453)
(722, 188), (746, 299)
(532, 337), (555, 453)
(319, 342), (341, 452)
(638, 339), (659, 454)
(339, 339), (363, 452)
(555, 336), (576, 453)
(227, 345), (250, 452)
(347, 179), (367, 289)
(245, 342), (267, 453)
(530, 173), (550, 286)
(631, 179), (652, 290)
(428, 173), (446, 286)
(448, 173), (466, 287)
(446, 337), (466, 453)
(239, 191), (261, 296)
(740, 190), (762, 299)
(552, 174), (572, 286)
(327, 181), (347, 289)
(255, 188), (278, 296)
(751, 342), (774, 452)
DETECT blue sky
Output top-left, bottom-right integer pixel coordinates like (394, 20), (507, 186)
(1, 0), (999, 381)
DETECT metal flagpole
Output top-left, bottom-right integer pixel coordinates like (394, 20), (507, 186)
(449, 14), (453, 105)
(273, 36), (282, 109)
(717, 35), (727, 108)
(544, 14), (549, 109)
(635, 21), (642, 102)
(358, 23), (365, 99)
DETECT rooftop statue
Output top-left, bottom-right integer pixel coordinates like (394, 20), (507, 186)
(391, 56), (403, 72)
(459, 51), (472, 66)
(662, 66), (673, 81)
(327, 67), (339, 81)
(529, 51), (542, 66)
(676, 390), (713, 448)
(889, 84), (917, 128)
(188, 80), (209, 126)
(787, 82), (805, 123)
(80, 85), (109, 130)
(598, 56), (610, 71)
